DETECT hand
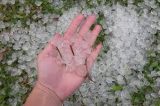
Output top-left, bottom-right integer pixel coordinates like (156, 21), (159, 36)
(37, 14), (102, 101)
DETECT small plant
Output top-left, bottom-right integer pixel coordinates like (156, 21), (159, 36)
(131, 85), (153, 106)
(111, 84), (123, 91)
(94, 12), (107, 46)
(131, 31), (160, 105)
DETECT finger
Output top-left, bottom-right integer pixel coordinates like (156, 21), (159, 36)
(79, 15), (96, 36)
(64, 14), (84, 39)
(87, 43), (102, 71)
(89, 25), (102, 46)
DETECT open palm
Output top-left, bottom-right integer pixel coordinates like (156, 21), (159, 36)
(37, 14), (102, 101)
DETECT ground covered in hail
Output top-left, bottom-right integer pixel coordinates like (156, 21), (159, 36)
(0, 0), (160, 106)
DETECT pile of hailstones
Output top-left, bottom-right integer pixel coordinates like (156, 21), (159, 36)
(0, 0), (160, 105)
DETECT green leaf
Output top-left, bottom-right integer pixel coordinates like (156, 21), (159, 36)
(155, 99), (160, 106)
(111, 84), (123, 91)
(131, 86), (153, 105)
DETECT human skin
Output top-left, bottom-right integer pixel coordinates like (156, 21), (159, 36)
(24, 14), (102, 106)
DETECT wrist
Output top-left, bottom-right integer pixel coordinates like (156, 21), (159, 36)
(34, 82), (63, 104)
(36, 80), (68, 101)
(25, 82), (63, 106)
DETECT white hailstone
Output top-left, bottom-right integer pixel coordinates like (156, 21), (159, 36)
(156, 78), (160, 87)
(46, 23), (57, 33)
(0, 21), (5, 29)
(82, 9), (94, 16)
(23, 34), (30, 42)
(137, 73), (144, 80)
(16, 20), (22, 28)
(18, 65), (26, 70)
(158, 90), (160, 95)
(19, 7), (24, 13)
(63, 101), (74, 106)
(0, 13), (2, 18)
(19, 0), (25, 4)
(120, 90), (131, 99)
(150, 93), (158, 98)
(22, 42), (30, 51)
(10, 68), (22, 76)
(48, 0), (52, 3)
(88, 103), (95, 106)
(42, 14), (51, 24)
(53, 0), (63, 7)
(157, 71), (160, 76)
(35, 1), (42, 6)
(8, 98), (18, 106)
(128, 0), (134, 3)
(143, 101), (151, 106)
(3, 34), (10, 42)
(117, 75), (125, 84)
(13, 34), (21, 41)
(157, 44), (160, 51)
(7, 60), (13, 65)
(150, 71), (158, 77)
(29, 23), (36, 30)
(145, 94), (151, 100)
(32, 14), (38, 20)
(130, 79), (143, 88)
(25, 56), (33, 62)
(28, 77), (36, 85)
(120, 66), (132, 76)
(121, 100), (131, 106)
(11, 83), (20, 95)
(25, 6), (30, 14)
(26, 20), (31, 26)
(10, 0), (15, 4)
(105, 77), (115, 83)
(1, 0), (8, 4)
(37, 13), (43, 19)
(12, 42), (22, 49)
